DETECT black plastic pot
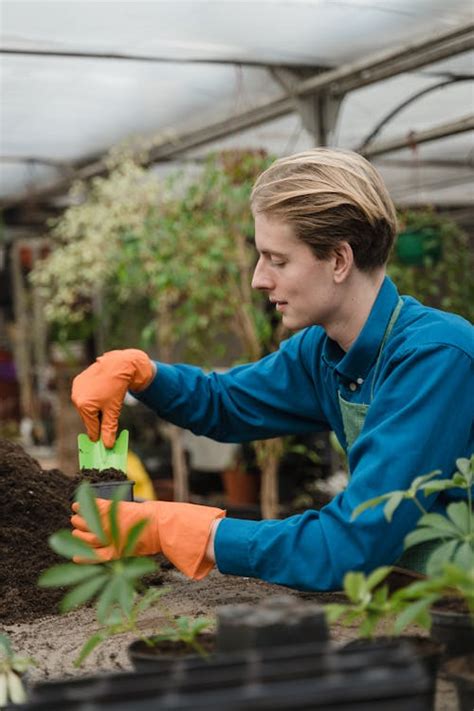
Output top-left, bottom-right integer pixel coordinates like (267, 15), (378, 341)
(26, 638), (431, 710)
(128, 632), (216, 672)
(216, 594), (329, 653)
(90, 480), (134, 501)
(342, 635), (443, 709)
(443, 654), (474, 711)
(430, 608), (474, 658)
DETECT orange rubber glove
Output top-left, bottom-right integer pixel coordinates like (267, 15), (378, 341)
(71, 499), (225, 580)
(71, 349), (155, 448)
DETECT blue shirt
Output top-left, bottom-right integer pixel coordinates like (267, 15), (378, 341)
(136, 277), (473, 590)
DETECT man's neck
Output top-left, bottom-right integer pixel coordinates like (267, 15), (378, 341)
(326, 269), (386, 352)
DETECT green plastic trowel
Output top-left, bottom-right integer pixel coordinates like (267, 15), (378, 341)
(78, 430), (129, 472)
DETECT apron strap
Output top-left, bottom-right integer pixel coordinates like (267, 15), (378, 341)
(370, 297), (404, 401)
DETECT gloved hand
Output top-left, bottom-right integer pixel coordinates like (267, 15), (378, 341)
(71, 499), (225, 579)
(71, 349), (155, 448)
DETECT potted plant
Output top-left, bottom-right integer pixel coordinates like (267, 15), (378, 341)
(350, 455), (474, 709)
(127, 615), (214, 672)
(351, 455), (474, 651)
(0, 633), (35, 707)
(324, 566), (443, 704)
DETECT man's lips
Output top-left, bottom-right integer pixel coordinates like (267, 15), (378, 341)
(270, 299), (288, 311)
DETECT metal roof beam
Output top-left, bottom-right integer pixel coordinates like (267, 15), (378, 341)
(2, 21), (473, 208)
(363, 114), (474, 157)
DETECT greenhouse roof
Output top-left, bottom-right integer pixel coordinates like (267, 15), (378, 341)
(1, 0), (473, 210)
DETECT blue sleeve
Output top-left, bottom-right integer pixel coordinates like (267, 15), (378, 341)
(215, 344), (473, 590)
(134, 329), (329, 442)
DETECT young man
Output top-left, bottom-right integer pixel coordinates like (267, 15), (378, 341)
(71, 148), (473, 591)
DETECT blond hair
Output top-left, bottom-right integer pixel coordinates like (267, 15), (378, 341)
(250, 148), (398, 271)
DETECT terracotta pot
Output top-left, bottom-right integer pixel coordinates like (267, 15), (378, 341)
(221, 467), (259, 505)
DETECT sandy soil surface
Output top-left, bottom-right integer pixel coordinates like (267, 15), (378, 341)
(3, 568), (458, 710)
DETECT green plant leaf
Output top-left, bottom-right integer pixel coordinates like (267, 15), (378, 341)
(409, 470), (441, 492)
(76, 482), (107, 545)
(117, 577), (135, 618)
(109, 495), (121, 551)
(446, 501), (472, 534)
(453, 541), (474, 570)
(121, 557), (157, 581)
(383, 493), (404, 522)
(74, 632), (107, 667)
(96, 577), (123, 624)
(366, 566), (392, 591)
(393, 596), (436, 635)
(134, 587), (170, 617)
(324, 605), (347, 624)
(7, 670), (26, 705)
(359, 615), (377, 639)
(38, 563), (101, 588)
(48, 530), (98, 561)
(0, 634), (12, 659)
(404, 527), (444, 549)
(351, 494), (391, 521)
(343, 572), (366, 603)
(416, 513), (459, 536)
(426, 540), (459, 575)
(455, 457), (471, 480)
(122, 518), (149, 557)
(59, 573), (108, 613)
(422, 480), (456, 495)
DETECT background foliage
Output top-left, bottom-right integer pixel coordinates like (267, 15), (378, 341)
(388, 208), (473, 322)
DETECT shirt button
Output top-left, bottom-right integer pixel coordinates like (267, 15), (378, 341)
(356, 377), (364, 385)
(349, 382), (357, 392)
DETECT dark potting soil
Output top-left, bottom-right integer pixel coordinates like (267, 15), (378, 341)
(0, 440), (163, 624)
(131, 631), (216, 659)
(0, 439), (72, 624)
(432, 596), (470, 614)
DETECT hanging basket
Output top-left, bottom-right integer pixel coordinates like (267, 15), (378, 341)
(395, 227), (442, 266)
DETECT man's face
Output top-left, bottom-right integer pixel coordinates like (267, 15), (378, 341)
(252, 213), (338, 331)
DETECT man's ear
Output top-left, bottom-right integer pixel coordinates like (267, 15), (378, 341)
(332, 241), (354, 283)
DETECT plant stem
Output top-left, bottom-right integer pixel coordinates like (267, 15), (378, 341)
(413, 496), (427, 516)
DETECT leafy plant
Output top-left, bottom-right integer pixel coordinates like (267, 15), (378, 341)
(149, 615), (213, 658)
(391, 563), (474, 636)
(325, 567), (398, 638)
(38, 481), (158, 665)
(324, 566), (446, 639)
(0, 634), (35, 707)
(330, 455), (474, 642)
(38, 481), (213, 665)
(352, 455), (474, 575)
(388, 208), (473, 322)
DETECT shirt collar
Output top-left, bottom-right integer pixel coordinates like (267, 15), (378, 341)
(322, 276), (400, 383)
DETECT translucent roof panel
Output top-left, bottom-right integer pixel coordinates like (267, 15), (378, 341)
(1, 0), (473, 206)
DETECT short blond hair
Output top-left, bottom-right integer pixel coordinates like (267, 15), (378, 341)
(250, 148), (398, 271)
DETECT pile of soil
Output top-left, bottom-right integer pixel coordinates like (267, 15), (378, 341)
(0, 439), (130, 624)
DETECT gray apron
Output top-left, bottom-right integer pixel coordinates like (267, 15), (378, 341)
(337, 298), (431, 574)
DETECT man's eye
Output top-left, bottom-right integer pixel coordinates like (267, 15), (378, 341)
(271, 260), (285, 267)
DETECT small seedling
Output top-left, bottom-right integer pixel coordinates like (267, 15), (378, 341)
(150, 615), (213, 657)
(0, 634), (35, 707)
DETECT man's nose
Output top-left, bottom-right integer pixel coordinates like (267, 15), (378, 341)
(251, 258), (273, 290)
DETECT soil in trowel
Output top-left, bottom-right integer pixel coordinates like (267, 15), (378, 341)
(69, 467), (128, 499)
(0, 440), (162, 624)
